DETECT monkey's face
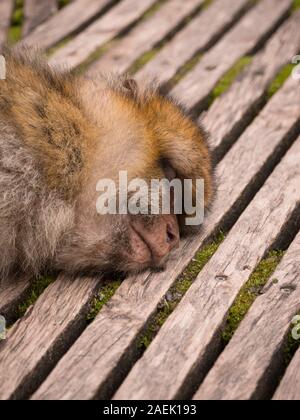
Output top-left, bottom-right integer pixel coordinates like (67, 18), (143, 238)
(55, 78), (213, 275)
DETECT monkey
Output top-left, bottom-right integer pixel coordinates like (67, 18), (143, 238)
(0, 47), (214, 282)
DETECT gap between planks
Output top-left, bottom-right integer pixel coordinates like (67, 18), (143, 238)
(48, 0), (160, 69)
(87, 0), (205, 77)
(194, 228), (300, 400)
(31, 73), (300, 400)
(170, 0), (293, 111)
(273, 326), (300, 400)
(0, 0), (14, 49)
(21, 0), (118, 50)
(0, 0), (298, 400)
(23, 0), (58, 37)
(113, 135), (300, 400)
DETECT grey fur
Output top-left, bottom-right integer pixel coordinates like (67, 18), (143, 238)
(0, 121), (74, 281)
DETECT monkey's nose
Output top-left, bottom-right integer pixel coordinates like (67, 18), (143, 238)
(131, 215), (180, 266)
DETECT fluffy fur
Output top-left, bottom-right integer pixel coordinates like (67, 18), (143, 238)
(0, 48), (214, 281)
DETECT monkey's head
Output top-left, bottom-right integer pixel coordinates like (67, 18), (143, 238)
(1, 49), (213, 276)
(54, 75), (214, 275)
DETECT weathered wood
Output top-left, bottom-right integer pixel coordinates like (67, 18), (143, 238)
(273, 346), (300, 400)
(0, 0), (14, 49)
(88, 0), (203, 76)
(23, 0), (58, 37)
(135, 0), (250, 84)
(49, 0), (158, 69)
(31, 74), (300, 400)
(171, 0), (292, 110)
(0, 277), (31, 324)
(203, 9), (300, 162)
(194, 230), (300, 400)
(22, 0), (115, 50)
(114, 137), (300, 400)
(0, 274), (101, 400)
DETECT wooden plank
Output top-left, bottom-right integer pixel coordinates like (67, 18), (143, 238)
(194, 230), (300, 400)
(23, 0), (58, 37)
(135, 0), (250, 84)
(31, 75), (300, 400)
(114, 137), (300, 401)
(0, 0), (14, 49)
(273, 347), (300, 400)
(49, 0), (158, 70)
(0, 274), (101, 400)
(0, 277), (31, 324)
(171, 0), (292, 110)
(87, 0), (203, 76)
(203, 9), (300, 162)
(22, 0), (115, 50)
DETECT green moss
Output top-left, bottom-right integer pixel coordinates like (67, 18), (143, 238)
(8, 0), (24, 45)
(58, 0), (71, 9)
(284, 313), (300, 365)
(142, 0), (168, 20)
(86, 280), (122, 322)
(129, 47), (160, 74)
(222, 251), (284, 344)
(166, 53), (203, 89)
(292, 0), (300, 11)
(47, 36), (74, 56)
(267, 64), (294, 99)
(138, 232), (225, 351)
(207, 56), (252, 106)
(17, 275), (55, 318)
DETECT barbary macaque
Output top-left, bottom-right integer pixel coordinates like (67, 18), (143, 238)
(0, 48), (214, 281)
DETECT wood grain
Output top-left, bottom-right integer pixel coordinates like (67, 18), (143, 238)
(87, 0), (203, 76)
(273, 347), (300, 400)
(23, 0), (58, 37)
(0, 274), (101, 400)
(114, 136), (300, 400)
(31, 74), (300, 400)
(203, 9), (300, 162)
(49, 0), (157, 69)
(135, 0), (250, 84)
(171, 0), (292, 110)
(22, 0), (115, 50)
(194, 230), (300, 400)
(0, 0), (14, 49)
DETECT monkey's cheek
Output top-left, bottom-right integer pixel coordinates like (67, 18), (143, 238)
(123, 228), (152, 265)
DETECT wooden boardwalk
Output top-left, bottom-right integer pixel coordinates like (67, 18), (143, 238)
(0, 0), (300, 400)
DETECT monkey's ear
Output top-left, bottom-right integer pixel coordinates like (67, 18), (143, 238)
(122, 78), (138, 97)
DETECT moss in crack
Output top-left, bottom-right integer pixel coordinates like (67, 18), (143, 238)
(8, 0), (24, 45)
(222, 251), (284, 344)
(17, 275), (55, 318)
(58, 0), (71, 9)
(166, 53), (203, 90)
(207, 56), (253, 107)
(86, 279), (122, 322)
(138, 232), (225, 351)
(267, 64), (294, 99)
(292, 0), (300, 11)
(129, 0), (213, 75)
(284, 313), (300, 366)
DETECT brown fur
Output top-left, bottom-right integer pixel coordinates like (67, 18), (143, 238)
(0, 48), (214, 281)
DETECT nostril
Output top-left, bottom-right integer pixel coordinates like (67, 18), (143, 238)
(166, 223), (179, 245)
(167, 230), (175, 244)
